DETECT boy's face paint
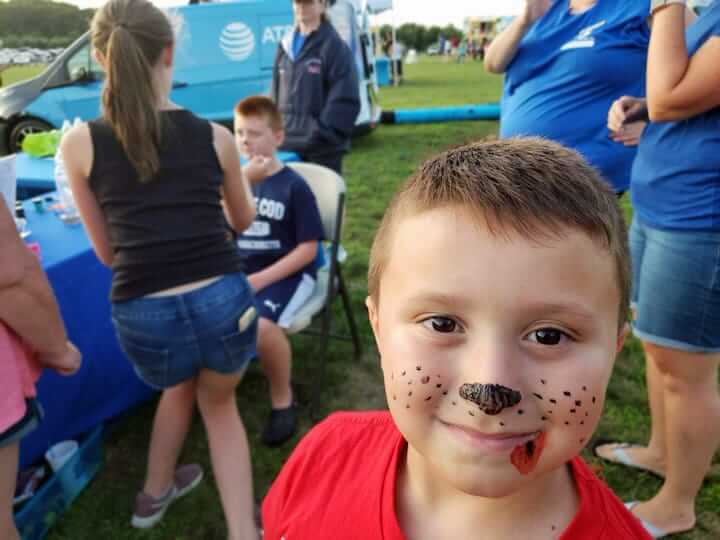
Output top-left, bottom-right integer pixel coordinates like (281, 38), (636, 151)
(367, 206), (623, 497)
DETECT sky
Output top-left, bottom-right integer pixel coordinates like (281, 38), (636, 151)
(58, 0), (526, 29)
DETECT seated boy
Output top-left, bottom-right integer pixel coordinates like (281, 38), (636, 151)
(261, 138), (652, 539)
(234, 96), (324, 447)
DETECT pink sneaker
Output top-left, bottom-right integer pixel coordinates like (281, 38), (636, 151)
(131, 464), (203, 529)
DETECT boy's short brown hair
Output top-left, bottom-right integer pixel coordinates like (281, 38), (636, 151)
(368, 137), (630, 326)
(234, 96), (283, 132)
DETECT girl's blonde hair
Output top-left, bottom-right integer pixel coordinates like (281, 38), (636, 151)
(91, 0), (174, 181)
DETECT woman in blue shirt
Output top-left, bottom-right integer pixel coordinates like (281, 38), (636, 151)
(597, 2), (720, 537)
(485, 0), (652, 194)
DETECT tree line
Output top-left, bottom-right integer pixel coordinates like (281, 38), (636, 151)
(0, 0), (92, 49)
(378, 23), (465, 53)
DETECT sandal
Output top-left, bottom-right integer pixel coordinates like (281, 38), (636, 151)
(593, 441), (665, 479)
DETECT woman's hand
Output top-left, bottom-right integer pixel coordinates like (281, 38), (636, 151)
(37, 341), (82, 376)
(608, 96), (647, 133)
(522, 0), (551, 26)
(610, 121), (646, 147)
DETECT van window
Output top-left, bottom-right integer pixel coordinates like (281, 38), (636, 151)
(66, 45), (104, 81)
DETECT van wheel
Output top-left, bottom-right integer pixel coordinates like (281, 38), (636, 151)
(9, 118), (54, 153)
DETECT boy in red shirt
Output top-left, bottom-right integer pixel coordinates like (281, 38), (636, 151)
(262, 138), (652, 539)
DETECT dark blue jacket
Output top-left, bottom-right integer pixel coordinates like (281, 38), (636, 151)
(271, 20), (360, 158)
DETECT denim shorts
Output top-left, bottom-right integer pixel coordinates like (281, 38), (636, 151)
(111, 272), (258, 390)
(0, 399), (43, 449)
(630, 218), (720, 352)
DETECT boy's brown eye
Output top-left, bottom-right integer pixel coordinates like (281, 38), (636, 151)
(428, 317), (457, 333)
(531, 328), (564, 345)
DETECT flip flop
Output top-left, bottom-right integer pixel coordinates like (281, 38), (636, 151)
(593, 442), (665, 479)
(625, 502), (670, 539)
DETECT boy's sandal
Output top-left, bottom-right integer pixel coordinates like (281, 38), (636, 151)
(593, 442), (665, 479)
(625, 502), (670, 539)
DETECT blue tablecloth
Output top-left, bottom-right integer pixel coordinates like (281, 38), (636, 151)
(15, 151), (301, 200)
(18, 200), (155, 469)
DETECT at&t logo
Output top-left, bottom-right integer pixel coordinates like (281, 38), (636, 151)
(220, 22), (255, 61)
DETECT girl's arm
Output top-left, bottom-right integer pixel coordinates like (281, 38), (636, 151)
(213, 123), (256, 233)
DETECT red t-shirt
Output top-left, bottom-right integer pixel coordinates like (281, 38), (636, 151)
(262, 411), (652, 540)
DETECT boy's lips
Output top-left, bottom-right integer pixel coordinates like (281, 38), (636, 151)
(441, 420), (541, 453)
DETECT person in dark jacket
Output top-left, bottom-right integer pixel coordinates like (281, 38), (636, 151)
(271, 0), (360, 175)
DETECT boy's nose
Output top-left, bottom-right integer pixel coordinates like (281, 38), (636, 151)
(459, 383), (522, 415)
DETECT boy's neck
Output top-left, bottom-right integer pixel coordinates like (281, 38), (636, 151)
(267, 156), (284, 176)
(397, 445), (580, 540)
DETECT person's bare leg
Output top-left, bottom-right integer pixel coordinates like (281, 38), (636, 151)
(257, 318), (292, 408)
(196, 368), (258, 540)
(631, 345), (720, 535)
(143, 378), (197, 497)
(0, 443), (21, 540)
(595, 341), (668, 476)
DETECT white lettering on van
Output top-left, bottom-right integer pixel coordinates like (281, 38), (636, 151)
(263, 25), (293, 43)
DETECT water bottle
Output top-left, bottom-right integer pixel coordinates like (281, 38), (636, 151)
(54, 119), (80, 224)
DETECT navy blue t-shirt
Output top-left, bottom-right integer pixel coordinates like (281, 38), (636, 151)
(631, 1), (720, 231)
(238, 167), (324, 276)
(501, 0), (650, 193)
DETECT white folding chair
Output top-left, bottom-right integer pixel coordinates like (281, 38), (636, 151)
(285, 162), (362, 413)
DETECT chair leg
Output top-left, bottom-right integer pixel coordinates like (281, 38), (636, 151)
(309, 304), (333, 421)
(337, 267), (363, 359)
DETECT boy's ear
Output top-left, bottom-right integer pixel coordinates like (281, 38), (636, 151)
(616, 322), (628, 354)
(365, 296), (381, 349)
(274, 129), (285, 148)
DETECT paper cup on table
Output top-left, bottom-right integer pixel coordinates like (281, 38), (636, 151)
(45, 440), (79, 494)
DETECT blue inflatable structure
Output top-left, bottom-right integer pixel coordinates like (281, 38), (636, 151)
(381, 103), (501, 125)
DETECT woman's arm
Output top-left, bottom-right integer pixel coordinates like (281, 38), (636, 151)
(647, 4), (720, 121)
(0, 202), (81, 373)
(62, 124), (115, 266)
(484, 0), (550, 74)
(213, 123), (256, 233)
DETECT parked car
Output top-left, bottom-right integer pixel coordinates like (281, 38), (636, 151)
(0, 0), (381, 155)
(426, 44), (440, 55)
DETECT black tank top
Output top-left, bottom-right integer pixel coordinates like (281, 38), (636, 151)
(88, 110), (244, 301)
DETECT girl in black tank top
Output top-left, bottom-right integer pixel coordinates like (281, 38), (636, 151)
(60, 1), (260, 537)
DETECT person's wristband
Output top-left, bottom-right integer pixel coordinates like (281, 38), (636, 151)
(650, 0), (686, 16)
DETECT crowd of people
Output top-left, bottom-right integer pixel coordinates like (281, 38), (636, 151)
(1, 0), (719, 538)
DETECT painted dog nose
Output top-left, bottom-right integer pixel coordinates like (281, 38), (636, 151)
(459, 383), (522, 415)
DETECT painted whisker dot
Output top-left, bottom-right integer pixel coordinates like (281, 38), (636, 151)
(563, 391), (571, 397)
(582, 386), (587, 391)
(416, 366), (422, 371)
(425, 396), (432, 401)
(580, 438), (585, 443)
(517, 409), (524, 415)
(565, 421), (570, 425)
(408, 381), (412, 385)
(500, 422), (505, 426)
(541, 416), (547, 421)
(392, 395), (396, 400)
(541, 379), (547, 385)
(408, 391), (412, 396)
(442, 391), (448, 396)
(575, 400), (582, 407)
(405, 404), (410, 409)
(580, 421), (584, 425)
(585, 412), (589, 417)
(468, 411), (475, 417)
(549, 399), (557, 404)
(401, 370), (406, 376)
(592, 396), (596, 403)
(570, 409), (576, 414)
(421, 376), (430, 384)
(533, 393), (544, 400)
(452, 401), (457, 406)
(547, 410), (553, 414)
(436, 383), (442, 388)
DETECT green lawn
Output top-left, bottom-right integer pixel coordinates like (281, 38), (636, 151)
(0, 64), (44, 87)
(12, 55), (717, 539)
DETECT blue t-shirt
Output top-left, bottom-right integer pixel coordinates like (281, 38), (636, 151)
(500, 0), (650, 193)
(631, 1), (720, 231)
(238, 167), (324, 276)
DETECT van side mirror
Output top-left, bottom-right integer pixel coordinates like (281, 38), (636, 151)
(70, 66), (95, 83)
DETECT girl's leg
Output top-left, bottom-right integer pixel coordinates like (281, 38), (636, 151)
(0, 443), (20, 540)
(196, 368), (258, 540)
(631, 343), (720, 535)
(143, 378), (197, 497)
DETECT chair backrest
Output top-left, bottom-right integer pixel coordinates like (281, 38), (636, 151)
(287, 162), (346, 242)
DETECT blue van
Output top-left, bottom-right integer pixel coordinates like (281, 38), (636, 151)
(0, 0), (380, 154)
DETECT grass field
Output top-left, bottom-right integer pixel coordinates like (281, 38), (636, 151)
(10, 56), (718, 539)
(0, 64), (44, 87)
